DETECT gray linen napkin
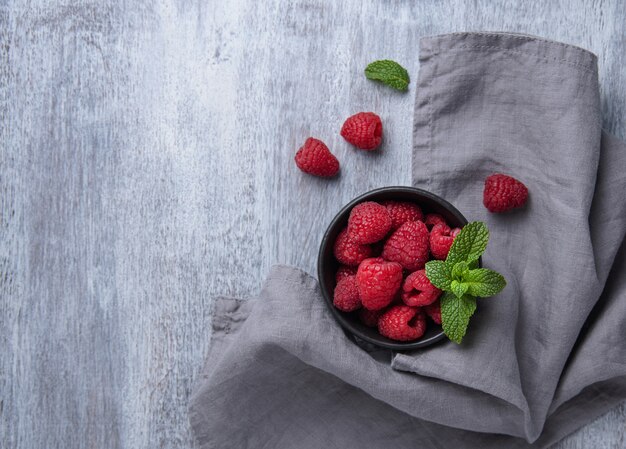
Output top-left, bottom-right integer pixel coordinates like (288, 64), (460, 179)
(189, 33), (626, 448)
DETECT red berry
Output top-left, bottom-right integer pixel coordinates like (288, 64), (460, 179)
(340, 112), (383, 150)
(381, 220), (429, 271)
(333, 228), (372, 266)
(483, 173), (528, 213)
(429, 223), (457, 260)
(401, 269), (441, 307)
(378, 305), (426, 341)
(335, 265), (358, 282)
(347, 201), (392, 244)
(358, 308), (383, 327)
(333, 275), (361, 312)
(424, 213), (447, 230)
(381, 200), (424, 231)
(450, 227), (462, 237)
(424, 300), (441, 324)
(294, 138), (340, 177)
(356, 257), (403, 310)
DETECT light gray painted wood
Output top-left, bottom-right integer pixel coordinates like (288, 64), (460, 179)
(1, 0), (624, 448)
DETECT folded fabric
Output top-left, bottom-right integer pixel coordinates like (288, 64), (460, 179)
(189, 32), (626, 448)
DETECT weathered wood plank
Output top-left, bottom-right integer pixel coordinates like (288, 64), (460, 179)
(1, 0), (624, 448)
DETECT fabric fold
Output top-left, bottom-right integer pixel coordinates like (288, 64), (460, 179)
(189, 32), (626, 449)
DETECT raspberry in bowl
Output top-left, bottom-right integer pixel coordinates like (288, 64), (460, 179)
(317, 186), (477, 350)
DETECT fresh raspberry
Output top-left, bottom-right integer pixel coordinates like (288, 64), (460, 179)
(333, 228), (372, 266)
(381, 220), (429, 271)
(294, 138), (340, 177)
(358, 308), (383, 327)
(333, 275), (361, 312)
(347, 201), (392, 244)
(451, 227), (462, 237)
(335, 265), (358, 282)
(424, 300), (441, 324)
(401, 269), (441, 307)
(483, 173), (529, 213)
(378, 306), (426, 341)
(356, 257), (403, 310)
(424, 213), (447, 230)
(340, 112), (383, 150)
(381, 200), (424, 231)
(429, 223), (457, 260)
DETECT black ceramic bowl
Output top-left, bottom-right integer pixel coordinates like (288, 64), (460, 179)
(318, 186), (472, 351)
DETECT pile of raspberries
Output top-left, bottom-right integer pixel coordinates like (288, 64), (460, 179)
(333, 200), (461, 341)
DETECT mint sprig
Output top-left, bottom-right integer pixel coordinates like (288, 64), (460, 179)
(425, 221), (506, 344)
(364, 60), (410, 91)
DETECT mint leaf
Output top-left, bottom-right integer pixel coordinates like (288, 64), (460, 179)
(451, 261), (470, 281)
(446, 222), (489, 265)
(450, 280), (469, 298)
(441, 292), (477, 344)
(425, 260), (452, 290)
(364, 60), (410, 91)
(464, 268), (507, 297)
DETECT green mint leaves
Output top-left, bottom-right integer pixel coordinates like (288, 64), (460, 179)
(440, 292), (477, 345)
(425, 221), (506, 344)
(364, 60), (410, 91)
(446, 221), (489, 265)
(464, 268), (507, 297)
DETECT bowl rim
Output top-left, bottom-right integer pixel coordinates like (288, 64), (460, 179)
(317, 185), (473, 351)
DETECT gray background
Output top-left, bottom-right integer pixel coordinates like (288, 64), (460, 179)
(1, 0), (624, 448)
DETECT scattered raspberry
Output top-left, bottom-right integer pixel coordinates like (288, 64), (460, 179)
(429, 223), (457, 260)
(294, 137), (340, 177)
(424, 300), (441, 324)
(483, 173), (528, 213)
(358, 308), (383, 327)
(340, 112), (383, 150)
(356, 257), (403, 310)
(381, 200), (424, 231)
(378, 306), (426, 341)
(333, 275), (361, 312)
(401, 269), (441, 307)
(333, 228), (372, 266)
(424, 213), (447, 230)
(381, 220), (429, 271)
(335, 265), (358, 282)
(347, 201), (392, 244)
(450, 227), (462, 237)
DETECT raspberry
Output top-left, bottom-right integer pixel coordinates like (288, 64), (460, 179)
(378, 305), (426, 341)
(424, 213), (447, 230)
(401, 269), (441, 307)
(483, 173), (529, 213)
(429, 223), (457, 260)
(294, 138), (340, 177)
(381, 200), (424, 231)
(451, 227), (462, 237)
(333, 275), (361, 312)
(424, 300), (441, 325)
(356, 257), (403, 310)
(333, 228), (372, 266)
(347, 201), (392, 244)
(340, 112), (383, 150)
(381, 220), (429, 271)
(335, 265), (358, 282)
(358, 308), (383, 327)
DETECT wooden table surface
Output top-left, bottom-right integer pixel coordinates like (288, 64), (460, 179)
(2, 1), (625, 447)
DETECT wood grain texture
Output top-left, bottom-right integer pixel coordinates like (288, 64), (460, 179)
(1, 0), (624, 448)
